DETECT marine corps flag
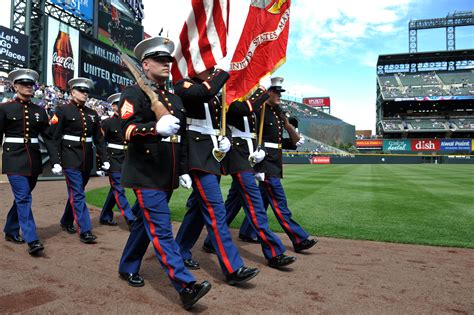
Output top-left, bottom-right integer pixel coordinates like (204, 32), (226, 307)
(225, 0), (291, 105)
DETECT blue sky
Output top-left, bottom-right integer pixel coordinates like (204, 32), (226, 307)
(282, 0), (474, 131)
(2, 0), (473, 132)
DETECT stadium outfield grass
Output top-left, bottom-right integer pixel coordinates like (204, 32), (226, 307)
(86, 164), (474, 248)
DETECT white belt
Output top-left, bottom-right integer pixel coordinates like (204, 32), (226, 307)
(4, 137), (39, 144)
(229, 126), (255, 139)
(186, 118), (208, 127)
(187, 125), (221, 136)
(161, 135), (182, 143)
(107, 143), (125, 150)
(264, 142), (282, 149)
(187, 102), (221, 150)
(63, 135), (93, 142)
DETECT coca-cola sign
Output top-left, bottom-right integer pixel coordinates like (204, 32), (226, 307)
(411, 139), (441, 151)
(52, 52), (75, 70)
(46, 17), (79, 90)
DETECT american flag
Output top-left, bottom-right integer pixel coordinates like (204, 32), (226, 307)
(171, 0), (230, 83)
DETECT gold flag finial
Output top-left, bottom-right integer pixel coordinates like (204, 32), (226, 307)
(268, 0), (287, 14)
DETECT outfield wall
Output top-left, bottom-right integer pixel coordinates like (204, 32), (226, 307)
(283, 154), (474, 164)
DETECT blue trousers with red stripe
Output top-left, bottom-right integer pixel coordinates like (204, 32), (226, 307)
(223, 180), (256, 238)
(176, 171), (244, 275)
(256, 176), (309, 246)
(4, 175), (39, 243)
(60, 168), (92, 234)
(119, 189), (195, 293)
(100, 172), (136, 222)
(203, 172), (286, 259)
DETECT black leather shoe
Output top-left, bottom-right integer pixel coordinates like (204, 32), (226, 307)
(268, 254), (296, 268)
(183, 259), (200, 270)
(60, 223), (77, 234)
(79, 231), (97, 244)
(294, 238), (318, 253)
(119, 272), (145, 287)
(5, 234), (25, 244)
(238, 234), (259, 244)
(226, 266), (260, 285)
(28, 240), (44, 255)
(202, 243), (216, 254)
(180, 281), (212, 310)
(100, 219), (118, 226)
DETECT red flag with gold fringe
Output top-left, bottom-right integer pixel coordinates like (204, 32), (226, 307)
(225, 0), (291, 105)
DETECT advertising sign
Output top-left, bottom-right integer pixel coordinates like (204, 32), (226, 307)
(310, 156), (331, 164)
(440, 139), (472, 151)
(355, 139), (383, 148)
(411, 139), (441, 151)
(0, 25), (29, 65)
(97, 4), (143, 56)
(46, 17), (80, 91)
(302, 97), (330, 107)
(79, 34), (135, 99)
(383, 139), (411, 152)
(50, 0), (94, 23)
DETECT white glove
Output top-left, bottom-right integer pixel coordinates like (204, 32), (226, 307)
(259, 75), (272, 90)
(249, 149), (265, 164)
(52, 163), (63, 175)
(101, 161), (111, 170)
(156, 114), (180, 136)
(96, 170), (105, 177)
(179, 174), (192, 189)
(296, 136), (305, 147)
(218, 136), (231, 153)
(255, 172), (265, 182)
(217, 56), (232, 72)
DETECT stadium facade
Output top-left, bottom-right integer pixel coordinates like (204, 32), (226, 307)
(374, 49), (474, 155)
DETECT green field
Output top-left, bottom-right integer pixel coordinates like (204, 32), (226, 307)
(86, 164), (474, 248)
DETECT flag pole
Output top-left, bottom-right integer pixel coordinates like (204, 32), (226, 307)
(249, 101), (266, 167)
(212, 83), (227, 162)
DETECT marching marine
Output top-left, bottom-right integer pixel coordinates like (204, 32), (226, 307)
(99, 93), (136, 228)
(117, 36), (211, 310)
(0, 69), (60, 255)
(51, 77), (110, 244)
(174, 65), (260, 284)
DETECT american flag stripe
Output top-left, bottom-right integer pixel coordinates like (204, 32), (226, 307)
(171, 0), (229, 83)
(193, 1), (217, 70)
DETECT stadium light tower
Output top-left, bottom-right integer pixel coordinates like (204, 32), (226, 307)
(408, 10), (474, 52)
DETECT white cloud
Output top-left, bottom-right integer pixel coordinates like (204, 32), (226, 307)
(291, 0), (413, 59)
(283, 83), (326, 98)
(0, 2), (11, 27)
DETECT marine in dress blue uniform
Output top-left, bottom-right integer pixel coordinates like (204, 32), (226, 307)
(117, 37), (211, 310)
(0, 69), (59, 255)
(201, 84), (297, 268)
(250, 77), (318, 253)
(174, 66), (260, 285)
(99, 93), (136, 228)
(52, 77), (110, 244)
